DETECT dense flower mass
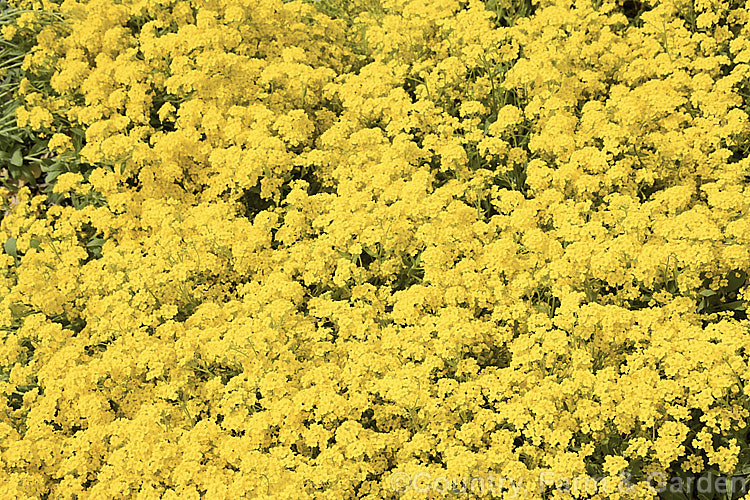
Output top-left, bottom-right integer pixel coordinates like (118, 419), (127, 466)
(1, 0), (750, 498)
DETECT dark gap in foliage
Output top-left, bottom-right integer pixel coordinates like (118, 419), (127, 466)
(620, 0), (649, 27)
(238, 186), (275, 218)
(480, 0), (537, 28)
(49, 313), (86, 335)
(523, 286), (560, 318)
(391, 252), (424, 292)
(84, 340), (111, 356)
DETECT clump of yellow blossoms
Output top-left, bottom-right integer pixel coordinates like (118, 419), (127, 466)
(1, 0), (749, 498)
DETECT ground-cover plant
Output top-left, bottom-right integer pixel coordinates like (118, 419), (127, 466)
(0, 0), (92, 199)
(1, 0), (749, 498)
(0, 0), (47, 190)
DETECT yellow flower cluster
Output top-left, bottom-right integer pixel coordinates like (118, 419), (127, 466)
(1, 0), (750, 498)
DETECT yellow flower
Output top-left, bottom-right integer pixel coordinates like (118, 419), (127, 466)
(52, 172), (84, 194)
(2, 25), (17, 41)
(48, 133), (73, 153)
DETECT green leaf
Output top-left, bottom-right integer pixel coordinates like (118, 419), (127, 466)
(86, 237), (106, 247)
(699, 289), (718, 297)
(45, 170), (61, 184)
(28, 163), (41, 178)
(28, 141), (45, 155)
(715, 301), (745, 312)
(660, 490), (690, 500)
(29, 238), (40, 249)
(20, 167), (37, 184)
(725, 270), (746, 292)
(10, 148), (22, 167)
(362, 246), (377, 258)
(3, 237), (17, 257)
